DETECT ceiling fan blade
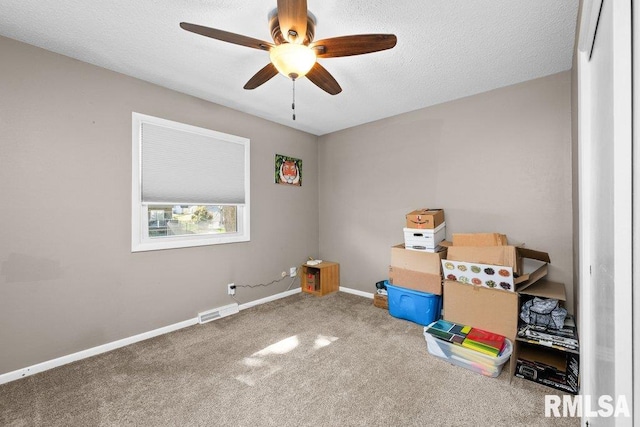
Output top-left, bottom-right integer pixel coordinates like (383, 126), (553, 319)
(277, 0), (308, 43)
(180, 22), (274, 51)
(306, 63), (342, 95)
(244, 63), (279, 90)
(311, 34), (397, 58)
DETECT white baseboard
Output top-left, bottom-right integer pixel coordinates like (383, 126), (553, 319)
(237, 287), (301, 310)
(0, 287), (302, 386)
(339, 286), (374, 299)
(0, 317), (198, 386)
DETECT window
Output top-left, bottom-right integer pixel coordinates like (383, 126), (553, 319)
(132, 113), (250, 252)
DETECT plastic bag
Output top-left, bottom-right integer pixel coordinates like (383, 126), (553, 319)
(520, 297), (567, 329)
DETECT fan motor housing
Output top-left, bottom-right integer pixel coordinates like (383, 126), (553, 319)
(269, 10), (316, 45)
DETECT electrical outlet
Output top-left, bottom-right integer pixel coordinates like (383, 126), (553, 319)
(289, 267), (297, 277)
(227, 283), (236, 296)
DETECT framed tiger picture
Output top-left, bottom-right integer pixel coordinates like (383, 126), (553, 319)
(274, 154), (302, 187)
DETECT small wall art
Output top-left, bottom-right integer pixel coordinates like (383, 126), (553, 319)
(275, 154), (302, 186)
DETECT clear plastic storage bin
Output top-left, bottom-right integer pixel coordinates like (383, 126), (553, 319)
(423, 324), (512, 377)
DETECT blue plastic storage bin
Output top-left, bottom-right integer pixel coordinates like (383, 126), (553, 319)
(385, 282), (442, 326)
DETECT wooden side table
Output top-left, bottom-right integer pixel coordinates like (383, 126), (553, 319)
(300, 261), (340, 296)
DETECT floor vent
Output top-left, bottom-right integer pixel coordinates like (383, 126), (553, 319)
(198, 303), (239, 324)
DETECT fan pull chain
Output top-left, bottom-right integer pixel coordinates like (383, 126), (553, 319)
(291, 78), (296, 121)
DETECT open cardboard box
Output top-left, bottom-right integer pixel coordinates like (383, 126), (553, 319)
(516, 346), (579, 394)
(389, 244), (447, 295)
(446, 245), (550, 290)
(443, 279), (568, 380)
(452, 233), (508, 247)
(514, 281), (578, 393)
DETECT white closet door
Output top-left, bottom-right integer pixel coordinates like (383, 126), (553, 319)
(578, 0), (632, 425)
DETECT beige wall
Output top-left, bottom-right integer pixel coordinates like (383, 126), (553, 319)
(318, 71), (574, 311)
(0, 36), (319, 375)
(0, 34), (575, 376)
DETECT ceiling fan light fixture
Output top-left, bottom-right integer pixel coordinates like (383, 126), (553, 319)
(269, 43), (316, 79)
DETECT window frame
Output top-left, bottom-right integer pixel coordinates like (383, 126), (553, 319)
(131, 113), (250, 252)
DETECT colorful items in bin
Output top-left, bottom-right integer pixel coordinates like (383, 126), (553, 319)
(441, 259), (514, 291)
(423, 324), (513, 378)
(424, 319), (470, 344)
(463, 328), (506, 357)
(424, 319), (506, 356)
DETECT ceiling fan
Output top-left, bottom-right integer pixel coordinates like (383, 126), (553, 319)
(179, 0), (397, 96)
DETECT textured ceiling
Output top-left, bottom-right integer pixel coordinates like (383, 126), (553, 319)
(0, 0), (579, 136)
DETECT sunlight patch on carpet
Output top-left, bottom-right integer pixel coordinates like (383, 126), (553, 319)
(234, 334), (339, 386)
(313, 334), (339, 350)
(254, 335), (300, 357)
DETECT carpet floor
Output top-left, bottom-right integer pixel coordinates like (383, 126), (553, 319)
(0, 292), (579, 426)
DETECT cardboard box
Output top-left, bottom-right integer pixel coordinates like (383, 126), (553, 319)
(516, 347), (579, 394)
(443, 279), (568, 379)
(405, 209), (445, 229)
(391, 244), (447, 273)
(515, 283), (578, 393)
(389, 244), (447, 295)
(520, 278), (566, 301)
(446, 245), (517, 270)
(404, 246), (444, 254)
(515, 248), (551, 289)
(443, 280), (519, 341)
(389, 266), (443, 295)
(403, 222), (446, 250)
(442, 259), (514, 291)
(305, 270), (319, 292)
(452, 233), (507, 246)
(373, 293), (388, 309)
(446, 245), (550, 290)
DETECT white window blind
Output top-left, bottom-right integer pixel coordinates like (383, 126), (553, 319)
(132, 112), (250, 252)
(140, 122), (246, 204)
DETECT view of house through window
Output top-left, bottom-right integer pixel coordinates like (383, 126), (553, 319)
(148, 205), (237, 238)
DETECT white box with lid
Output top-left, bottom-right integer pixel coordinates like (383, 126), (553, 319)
(404, 222), (446, 251)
